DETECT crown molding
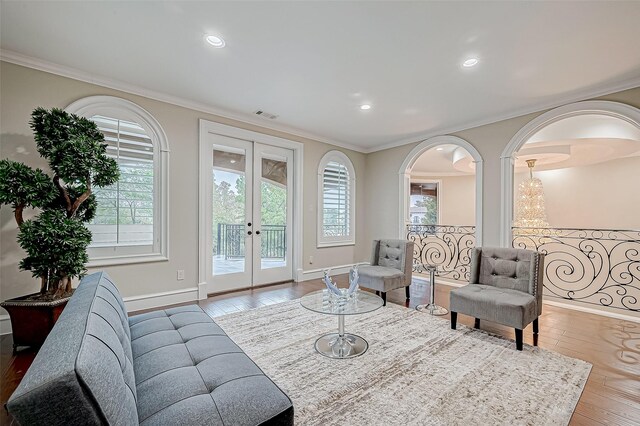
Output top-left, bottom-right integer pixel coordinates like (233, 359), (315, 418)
(0, 49), (366, 153)
(3, 49), (639, 155)
(366, 76), (640, 154)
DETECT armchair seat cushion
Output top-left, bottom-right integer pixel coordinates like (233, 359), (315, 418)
(358, 265), (404, 292)
(450, 284), (537, 330)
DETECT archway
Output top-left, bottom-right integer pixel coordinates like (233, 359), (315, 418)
(399, 135), (483, 283)
(501, 100), (640, 316)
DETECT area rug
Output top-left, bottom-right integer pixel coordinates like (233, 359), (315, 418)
(215, 300), (591, 425)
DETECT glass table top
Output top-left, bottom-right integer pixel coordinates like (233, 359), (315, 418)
(300, 289), (384, 316)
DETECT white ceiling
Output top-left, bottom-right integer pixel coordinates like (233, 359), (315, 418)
(2, 1), (640, 152)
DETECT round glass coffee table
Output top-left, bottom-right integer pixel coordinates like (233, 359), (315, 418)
(300, 290), (384, 359)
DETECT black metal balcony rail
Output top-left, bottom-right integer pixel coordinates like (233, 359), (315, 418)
(216, 223), (286, 259)
(406, 224), (477, 282)
(512, 227), (640, 312)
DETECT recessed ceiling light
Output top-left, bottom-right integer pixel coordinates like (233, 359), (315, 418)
(462, 58), (479, 68)
(205, 35), (226, 48)
(360, 104), (371, 110)
(436, 147), (444, 151)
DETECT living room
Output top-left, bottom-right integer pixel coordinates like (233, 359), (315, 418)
(1, 2), (639, 425)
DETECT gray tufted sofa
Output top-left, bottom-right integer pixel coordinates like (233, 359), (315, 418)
(7, 272), (293, 425)
(449, 247), (545, 350)
(358, 239), (414, 306)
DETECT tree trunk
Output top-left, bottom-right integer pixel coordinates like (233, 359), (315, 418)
(52, 276), (71, 298)
(14, 203), (25, 227)
(39, 275), (47, 294)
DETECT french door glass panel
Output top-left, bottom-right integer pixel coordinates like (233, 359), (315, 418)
(208, 137), (293, 292)
(210, 136), (253, 291)
(253, 143), (293, 285)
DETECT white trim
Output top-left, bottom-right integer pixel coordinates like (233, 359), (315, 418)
(0, 314), (11, 335)
(317, 150), (357, 248)
(66, 95), (170, 264)
(398, 135), (483, 246)
(87, 254), (168, 268)
(499, 100), (640, 247)
(198, 119), (304, 292)
(299, 262), (369, 282)
(124, 287), (198, 313)
(5, 50), (640, 155)
(367, 78), (640, 154)
(0, 49), (363, 153)
(198, 282), (207, 300)
(542, 299), (640, 324)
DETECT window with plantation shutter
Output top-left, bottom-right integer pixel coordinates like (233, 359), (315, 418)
(317, 151), (355, 247)
(89, 116), (155, 247)
(66, 96), (169, 266)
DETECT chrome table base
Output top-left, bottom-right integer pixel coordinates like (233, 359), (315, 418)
(314, 314), (369, 359)
(416, 266), (449, 316)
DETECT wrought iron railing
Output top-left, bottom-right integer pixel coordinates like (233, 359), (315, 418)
(216, 223), (286, 259)
(406, 224), (476, 282)
(513, 227), (640, 312)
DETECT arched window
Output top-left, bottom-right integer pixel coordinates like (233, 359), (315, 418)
(317, 150), (355, 247)
(66, 96), (169, 266)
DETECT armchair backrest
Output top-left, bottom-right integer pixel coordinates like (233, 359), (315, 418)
(469, 247), (545, 304)
(371, 240), (414, 284)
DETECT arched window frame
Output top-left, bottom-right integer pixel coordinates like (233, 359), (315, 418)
(66, 96), (170, 266)
(317, 150), (356, 248)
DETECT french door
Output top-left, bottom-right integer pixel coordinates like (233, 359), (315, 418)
(205, 133), (293, 293)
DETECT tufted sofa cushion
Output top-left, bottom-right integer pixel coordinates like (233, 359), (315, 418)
(377, 240), (406, 270)
(7, 272), (294, 426)
(129, 305), (293, 425)
(7, 272), (139, 425)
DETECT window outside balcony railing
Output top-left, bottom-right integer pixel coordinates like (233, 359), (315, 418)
(216, 223), (286, 260)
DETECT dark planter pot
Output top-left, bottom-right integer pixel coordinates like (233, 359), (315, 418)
(1, 293), (71, 353)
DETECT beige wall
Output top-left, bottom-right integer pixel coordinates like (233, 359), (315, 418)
(0, 62), (368, 310)
(514, 156), (640, 230)
(365, 86), (640, 248)
(410, 175), (476, 226)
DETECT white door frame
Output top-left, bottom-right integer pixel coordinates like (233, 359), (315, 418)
(398, 135), (483, 245)
(198, 119), (304, 297)
(499, 100), (640, 247)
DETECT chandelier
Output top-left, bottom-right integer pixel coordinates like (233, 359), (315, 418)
(513, 159), (549, 231)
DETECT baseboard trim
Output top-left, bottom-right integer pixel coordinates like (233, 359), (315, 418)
(542, 299), (640, 324)
(300, 262), (369, 282)
(0, 314), (11, 335)
(124, 287), (198, 313)
(198, 282), (207, 300)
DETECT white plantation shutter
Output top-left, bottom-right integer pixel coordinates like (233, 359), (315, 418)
(88, 115), (155, 247)
(318, 151), (355, 247)
(322, 161), (350, 237)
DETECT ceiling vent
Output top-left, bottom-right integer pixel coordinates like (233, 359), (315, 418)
(254, 110), (279, 120)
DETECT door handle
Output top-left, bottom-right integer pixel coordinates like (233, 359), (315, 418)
(255, 230), (261, 235)
(247, 231), (252, 235)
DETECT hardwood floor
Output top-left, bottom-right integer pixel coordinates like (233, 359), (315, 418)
(2, 276), (639, 425)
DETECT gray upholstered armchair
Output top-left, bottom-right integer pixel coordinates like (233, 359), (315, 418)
(358, 239), (414, 306)
(449, 247), (545, 350)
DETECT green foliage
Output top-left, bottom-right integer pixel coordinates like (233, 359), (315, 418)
(0, 108), (121, 298)
(0, 160), (56, 210)
(18, 210), (91, 282)
(414, 195), (438, 224)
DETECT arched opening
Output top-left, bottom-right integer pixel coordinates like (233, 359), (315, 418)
(399, 136), (483, 284)
(501, 101), (640, 316)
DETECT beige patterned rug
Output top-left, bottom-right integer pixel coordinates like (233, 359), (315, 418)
(215, 300), (591, 426)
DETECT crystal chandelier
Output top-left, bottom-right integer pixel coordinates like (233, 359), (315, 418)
(513, 159), (549, 230)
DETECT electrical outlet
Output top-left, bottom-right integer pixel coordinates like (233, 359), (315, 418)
(177, 270), (185, 281)
(309, 256), (313, 264)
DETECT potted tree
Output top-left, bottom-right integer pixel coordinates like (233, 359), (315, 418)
(0, 108), (119, 351)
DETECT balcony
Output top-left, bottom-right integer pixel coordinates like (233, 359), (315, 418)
(214, 223), (286, 275)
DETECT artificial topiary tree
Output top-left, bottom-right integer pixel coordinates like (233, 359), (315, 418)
(0, 108), (119, 299)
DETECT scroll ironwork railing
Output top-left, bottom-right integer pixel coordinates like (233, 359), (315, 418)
(216, 223), (286, 259)
(513, 227), (640, 312)
(406, 224), (476, 282)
